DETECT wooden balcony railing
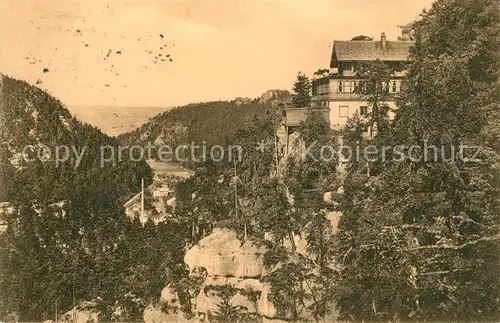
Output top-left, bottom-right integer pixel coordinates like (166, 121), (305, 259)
(312, 92), (398, 101)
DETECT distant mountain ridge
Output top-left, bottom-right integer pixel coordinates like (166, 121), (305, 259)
(68, 105), (171, 137)
(118, 89), (291, 149)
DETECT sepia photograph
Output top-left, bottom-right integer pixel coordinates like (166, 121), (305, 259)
(0, 0), (499, 322)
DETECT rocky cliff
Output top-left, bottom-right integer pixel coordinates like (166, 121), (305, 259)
(145, 221), (341, 322)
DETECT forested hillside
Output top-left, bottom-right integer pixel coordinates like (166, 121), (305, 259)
(0, 75), (187, 321)
(118, 90), (290, 149)
(335, 0), (500, 321)
(0, 75), (152, 203)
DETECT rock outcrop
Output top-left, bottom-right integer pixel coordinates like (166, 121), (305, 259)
(185, 229), (265, 318)
(58, 299), (101, 323)
(146, 223), (341, 322)
(259, 89), (291, 104)
(184, 229), (264, 278)
(144, 229), (268, 322)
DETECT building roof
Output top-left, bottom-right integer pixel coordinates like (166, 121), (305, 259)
(330, 40), (413, 67)
(399, 21), (415, 31)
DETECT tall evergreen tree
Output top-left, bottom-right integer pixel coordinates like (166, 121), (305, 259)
(292, 72), (312, 108)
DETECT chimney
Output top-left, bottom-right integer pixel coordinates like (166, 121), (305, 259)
(402, 30), (411, 41)
(381, 32), (387, 50)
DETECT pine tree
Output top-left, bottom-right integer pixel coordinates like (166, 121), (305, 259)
(292, 72), (312, 108)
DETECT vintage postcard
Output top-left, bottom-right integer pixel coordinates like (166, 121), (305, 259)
(0, 0), (498, 322)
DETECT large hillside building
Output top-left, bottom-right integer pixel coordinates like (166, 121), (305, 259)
(311, 30), (413, 130)
(281, 25), (414, 133)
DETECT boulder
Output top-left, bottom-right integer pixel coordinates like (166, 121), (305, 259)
(323, 191), (334, 203)
(166, 197), (176, 206)
(234, 240), (265, 278)
(160, 284), (178, 304)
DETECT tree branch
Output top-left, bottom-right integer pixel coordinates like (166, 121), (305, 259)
(404, 234), (500, 251)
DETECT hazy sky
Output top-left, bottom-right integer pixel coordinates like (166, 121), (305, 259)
(1, 0), (433, 108)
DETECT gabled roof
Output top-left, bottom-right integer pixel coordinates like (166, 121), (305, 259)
(330, 40), (413, 67)
(399, 21), (415, 31)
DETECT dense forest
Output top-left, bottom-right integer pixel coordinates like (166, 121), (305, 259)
(118, 90), (290, 150)
(0, 75), (188, 321)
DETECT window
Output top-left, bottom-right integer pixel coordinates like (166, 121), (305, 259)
(339, 106), (349, 117)
(344, 81), (352, 93)
(392, 81), (397, 93)
(353, 81), (358, 92)
(338, 81), (343, 92)
(360, 106), (368, 116)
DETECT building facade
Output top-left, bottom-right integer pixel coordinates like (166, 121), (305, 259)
(278, 25), (414, 162)
(311, 28), (413, 130)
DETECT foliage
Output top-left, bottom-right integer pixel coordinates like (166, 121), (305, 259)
(205, 284), (262, 323)
(0, 75), (187, 321)
(313, 69), (330, 78)
(291, 72), (312, 108)
(118, 94), (289, 163)
(354, 59), (393, 138)
(259, 110), (339, 322)
(334, 0), (500, 321)
(351, 35), (373, 41)
(263, 242), (337, 323)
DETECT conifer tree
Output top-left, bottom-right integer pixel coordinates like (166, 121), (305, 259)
(292, 72), (312, 108)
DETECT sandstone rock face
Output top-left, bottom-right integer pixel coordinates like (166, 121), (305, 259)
(144, 304), (197, 323)
(183, 229), (267, 318)
(258, 283), (278, 318)
(184, 229), (264, 278)
(59, 300), (100, 323)
(150, 227), (341, 322)
(259, 89), (291, 104)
